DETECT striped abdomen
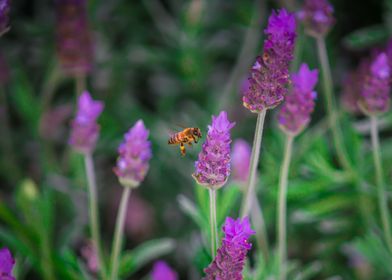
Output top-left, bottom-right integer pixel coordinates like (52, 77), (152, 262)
(168, 131), (186, 145)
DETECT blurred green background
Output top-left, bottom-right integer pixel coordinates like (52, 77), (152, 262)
(1, 0), (392, 279)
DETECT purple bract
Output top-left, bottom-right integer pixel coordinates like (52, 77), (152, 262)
(359, 53), (391, 116)
(151, 261), (178, 280)
(278, 63), (318, 136)
(0, 247), (15, 280)
(203, 217), (255, 280)
(298, 0), (335, 37)
(242, 9), (297, 113)
(114, 120), (152, 188)
(55, 0), (94, 76)
(193, 111), (235, 189)
(232, 139), (251, 183)
(69, 91), (104, 154)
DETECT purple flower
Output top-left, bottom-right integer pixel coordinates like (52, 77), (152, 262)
(298, 0), (335, 37)
(203, 217), (255, 280)
(359, 53), (391, 116)
(0, 248), (15, 280)
(114, 120), (152, 188)
(69, 91), (104, 154)
(0, 0), (10, 36)
(232, 139), (251, 183)
(278, 63), (318, 136)
(151, 261), (178, 280)
(242, 9), (297, 113)
(193, 111), (235, 189)
(55, 0), (94, 77)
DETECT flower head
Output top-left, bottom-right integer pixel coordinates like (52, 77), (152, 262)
(114, 120), (152, 188)
(193, 111), (235, 189)
(278, 63), (318, 136)
(203, 217), (255, 280)
(232, 139), (251, 183)
(298, 0), (335, 37)
(359, 53), (391, 116)
(69, 91), (104, 154)
(242, 9), (297, 113)
(0, 248), (15, 280)
(341, 56), (372, 114)
(0, 0), (10, 36)
(55, 0), (94, 76)
(151, 261), (178, 280)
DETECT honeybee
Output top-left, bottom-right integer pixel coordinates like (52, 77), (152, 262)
(168, 127), (202, 156)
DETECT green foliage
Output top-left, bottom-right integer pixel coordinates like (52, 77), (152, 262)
(1, 0), (392, 279)
(119, 238), (175, 278)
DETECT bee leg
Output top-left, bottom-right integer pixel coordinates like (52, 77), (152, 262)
(180, 143), (186, 156)
(188, 142), (192, 147)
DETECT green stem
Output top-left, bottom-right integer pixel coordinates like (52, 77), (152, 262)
(370, 116), (392, 252)
(41, 228), (56, 280)
(209, 188), (218, 258)
(316, 37), (352, 173)
(241, 110), (267, 217)
(250, 195), (269, 261)
(277, 135), (293, 280)
(84, 154), (107, 278)
(110, 187), (131, 280)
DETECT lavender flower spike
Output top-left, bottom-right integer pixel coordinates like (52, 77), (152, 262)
(114, 120), (152, 188)
(193, 111), (235, 189)
(55, 0), (93, 77)
(243, 9), (297, 113)
(232, 139), (251, 183)
(359, 53), (391, 116)
(69, 91), (104, 154)
(0, 0), (10, 36)
(151, 261), (178, 280)
(0, 247), (16, 280)
(203, 217), (255, 280)
(298, 0), (335, 38)
(278, 63), (318, 136)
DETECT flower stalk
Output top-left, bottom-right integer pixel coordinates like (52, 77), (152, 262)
(240, 110), (267, 217)
(109, 187), (131, 280)
(209, 189), (218, 258)
(84, 153), (106, 278)
(370, 116), (392, 252)
(277, 135), (293, 280)
(316, 37), (352, 173)
(251, 195), (269, 261)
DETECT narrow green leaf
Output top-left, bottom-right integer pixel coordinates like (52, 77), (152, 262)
(343, 25), (390, 50)
(119, 238), (175, 278)
(177, 194), (207, 229)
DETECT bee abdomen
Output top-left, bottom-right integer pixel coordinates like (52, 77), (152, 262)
(168, 134), (179, 144)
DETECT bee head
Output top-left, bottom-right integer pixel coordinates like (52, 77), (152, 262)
(193, 128), (202, 138)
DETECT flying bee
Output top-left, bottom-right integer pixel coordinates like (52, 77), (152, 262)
(168, 127), (202, 156)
